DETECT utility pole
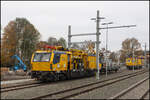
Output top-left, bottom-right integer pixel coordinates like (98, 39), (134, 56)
(92, 10), (105, 79)
(96, 11), (100, 79)
(131, 41), (134, 71)
(68, 10), (105, 80)
(96, 10), (100, 79)
(67, 10), (136, 79)
(68, 25), (71, 49)
(144, 43), (147, 68)
(132, 49), (134, 71)
(101, 22), (113, 77)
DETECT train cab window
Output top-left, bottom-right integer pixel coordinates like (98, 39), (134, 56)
(41, 53), (51, 61)
(53, 53), (61, 64)
(33, 53), (51, 62)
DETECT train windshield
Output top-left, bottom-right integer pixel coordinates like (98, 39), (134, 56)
(33, 53), (51, 62)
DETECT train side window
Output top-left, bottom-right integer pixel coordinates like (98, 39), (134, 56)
(53, 53), (61, 64)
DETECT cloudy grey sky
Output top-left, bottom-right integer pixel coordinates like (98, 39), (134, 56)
(1, 1), (149, 51)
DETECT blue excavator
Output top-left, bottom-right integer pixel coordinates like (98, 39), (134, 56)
(11, 55), (27, 71)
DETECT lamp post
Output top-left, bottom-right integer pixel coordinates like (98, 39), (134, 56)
(101, 22), (113, 76)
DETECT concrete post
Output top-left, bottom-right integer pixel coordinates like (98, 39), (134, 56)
(96, 10), (100, 79)
(68, 25), (71, 49)
(144, 43), (147, 67)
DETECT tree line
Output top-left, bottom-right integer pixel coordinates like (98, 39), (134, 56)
(1, 18), (67, 69)
(1, 17), (145, 69)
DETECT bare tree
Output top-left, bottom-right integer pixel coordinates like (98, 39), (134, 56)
(120, 37), (142, 63)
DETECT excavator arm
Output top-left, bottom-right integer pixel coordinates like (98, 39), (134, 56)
(11, 55), (27, 71)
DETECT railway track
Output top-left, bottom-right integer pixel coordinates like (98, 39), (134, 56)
(0, 67), (128, 93)
(31, 69), (149, 99)
(1, 81), (38, 90)
(140, 88), (150, 99)
(109, 76), (149, 99)
(0, 73), (95, 93)
(1, 82), (44, 93)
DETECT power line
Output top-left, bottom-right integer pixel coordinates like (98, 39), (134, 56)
(99, 25), (136, 30)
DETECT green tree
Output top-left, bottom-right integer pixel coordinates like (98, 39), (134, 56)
(1, 21), (17, 67)
(57, 37), (67, 48)
(16, 18), (40, 69)
(1, 18), (41, 69)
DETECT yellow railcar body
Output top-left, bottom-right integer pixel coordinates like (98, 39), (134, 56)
(31, 50), (53, 71)
(126, 58), (137, 66)
(82, 55), (88, 69)
(88, 56), (102, 70)
(126, 58), (144, 66)
(126, 57), (144, 70)
(31, 50), (102, 72)
(31, 47), (106, 81)
(31, 50), (71, 72)
(52, 54), (68, 71)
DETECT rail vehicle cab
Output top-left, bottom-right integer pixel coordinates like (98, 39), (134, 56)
(126, 57), (143, 70)
(31, 50), (71, 71)
(31, 50), (72, 81)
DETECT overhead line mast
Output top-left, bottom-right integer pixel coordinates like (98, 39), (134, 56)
(68, 10), (136, 79)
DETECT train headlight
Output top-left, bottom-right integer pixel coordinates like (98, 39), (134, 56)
(57, 64), (60, 68)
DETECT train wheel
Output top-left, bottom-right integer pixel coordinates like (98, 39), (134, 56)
(66, 71), (71, 80)
(128, 67), (131, 70)
(126, 66), (129, 70)
(115, 69), (118, 72)
(140, 66), (142, 69)
(59, 73), (67, 81)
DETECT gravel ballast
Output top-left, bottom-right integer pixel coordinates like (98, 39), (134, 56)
(69, 71), (149, 99)
(118, 79), (149, 99)
(1, 68), (149, 99)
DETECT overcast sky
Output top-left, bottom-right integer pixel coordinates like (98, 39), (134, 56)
(1, 1), (149, 51)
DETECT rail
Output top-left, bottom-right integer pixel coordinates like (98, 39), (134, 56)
(31, 69), (148, 99)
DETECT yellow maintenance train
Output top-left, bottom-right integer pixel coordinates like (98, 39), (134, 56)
(31, 45), (118, 81)
(126, 56), (145, 70)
